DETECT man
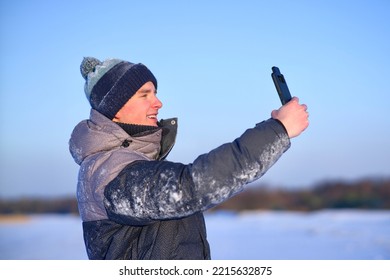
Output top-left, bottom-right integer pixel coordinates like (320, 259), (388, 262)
(69, 57), (309, 259)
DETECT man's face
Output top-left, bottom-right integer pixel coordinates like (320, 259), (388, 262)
(113, 81), (162, 126)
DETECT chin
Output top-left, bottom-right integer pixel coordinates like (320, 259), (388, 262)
(146, 121), (158, 127)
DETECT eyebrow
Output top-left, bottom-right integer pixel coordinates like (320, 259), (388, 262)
(137, 88), (157, 94)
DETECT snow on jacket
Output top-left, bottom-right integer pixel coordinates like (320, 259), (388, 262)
(69, 109), (291, 259)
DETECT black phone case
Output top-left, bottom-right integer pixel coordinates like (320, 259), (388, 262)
(271, 66), (292, 105)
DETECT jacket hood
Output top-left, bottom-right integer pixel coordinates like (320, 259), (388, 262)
(69, 109), (177, 165)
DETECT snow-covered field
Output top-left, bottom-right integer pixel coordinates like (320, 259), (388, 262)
(1, 210), (389, 260)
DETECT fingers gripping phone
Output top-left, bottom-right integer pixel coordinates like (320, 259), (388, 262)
(271, 66), (292, 105)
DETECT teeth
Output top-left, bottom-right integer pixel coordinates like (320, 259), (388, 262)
(147, 115), (157, 119)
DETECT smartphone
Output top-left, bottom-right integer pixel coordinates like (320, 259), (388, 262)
(271, 66), (292, 105)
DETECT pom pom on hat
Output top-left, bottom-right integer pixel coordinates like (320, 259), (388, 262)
(80, 56), (157, 120)
(80, 57), (102, 80)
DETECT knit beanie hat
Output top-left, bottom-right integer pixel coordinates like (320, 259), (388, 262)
(80, 57), (158, 120)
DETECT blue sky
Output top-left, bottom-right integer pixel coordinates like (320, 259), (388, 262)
(1, 0), (389, 197)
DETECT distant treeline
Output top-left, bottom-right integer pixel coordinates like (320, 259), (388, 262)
(212, 178), (390, 212)
(1, 178), (389, 215)
(0, 196), (79, 215)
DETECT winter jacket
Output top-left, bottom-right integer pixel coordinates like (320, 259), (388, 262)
(69, 109), (291, 259)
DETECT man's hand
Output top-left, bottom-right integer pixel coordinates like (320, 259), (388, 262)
(271, 97), (309, 138)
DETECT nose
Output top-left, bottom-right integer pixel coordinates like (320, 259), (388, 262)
(153, 95), (163, 109)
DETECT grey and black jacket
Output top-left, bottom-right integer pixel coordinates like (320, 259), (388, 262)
(69, 109), (291, 259)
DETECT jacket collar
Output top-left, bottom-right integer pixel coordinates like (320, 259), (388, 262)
(159, 118), (178, 160)
(69, 109), (178, 164)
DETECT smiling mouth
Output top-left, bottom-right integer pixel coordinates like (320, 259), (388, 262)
(147, 114), (158, 120)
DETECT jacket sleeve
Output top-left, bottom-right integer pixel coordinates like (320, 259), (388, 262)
(104, 118), (290, 225)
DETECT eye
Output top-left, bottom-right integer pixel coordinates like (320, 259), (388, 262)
(137, 92), (148, 98)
